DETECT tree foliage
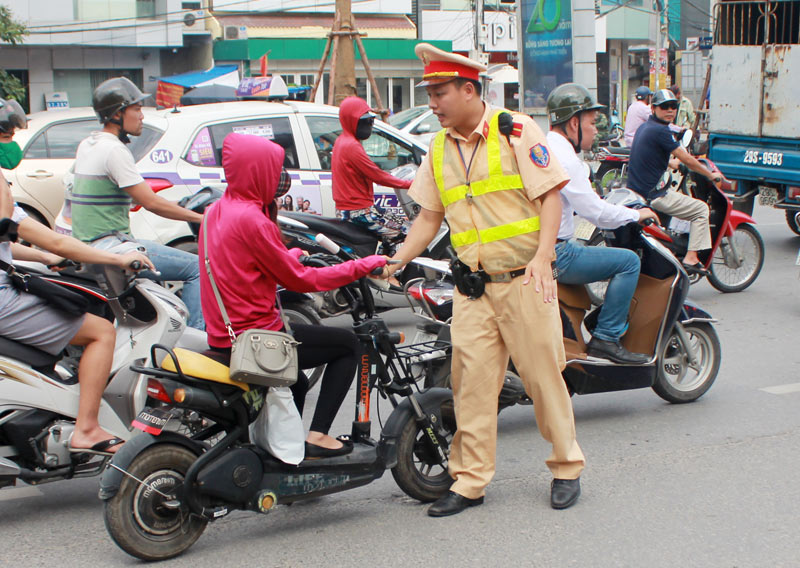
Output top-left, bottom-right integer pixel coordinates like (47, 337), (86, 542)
(0, 6), (28, 104)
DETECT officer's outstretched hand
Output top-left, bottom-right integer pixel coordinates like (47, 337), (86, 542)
(523, 255), (557, 303)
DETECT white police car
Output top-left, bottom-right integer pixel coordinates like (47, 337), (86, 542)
(33, 100), (425, 247)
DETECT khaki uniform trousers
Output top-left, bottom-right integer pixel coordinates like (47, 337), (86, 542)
(448, 276), (585, 500)
(650, 190), (712, 251)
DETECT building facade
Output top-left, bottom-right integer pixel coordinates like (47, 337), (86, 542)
(0, 0), (212, 112)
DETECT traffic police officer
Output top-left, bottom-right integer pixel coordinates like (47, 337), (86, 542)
(387, 44), (585, 516)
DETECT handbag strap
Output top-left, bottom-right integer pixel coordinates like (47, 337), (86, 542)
(201, 217), (293, 346)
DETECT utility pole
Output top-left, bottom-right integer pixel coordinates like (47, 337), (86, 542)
(309, 0), (388, 115)
(334, 0), (357, 105)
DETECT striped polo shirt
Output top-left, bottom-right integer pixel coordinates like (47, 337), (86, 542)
(71, 131), (143, 242)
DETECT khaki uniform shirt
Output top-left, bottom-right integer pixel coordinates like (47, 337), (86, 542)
(409, 104), (569, 268)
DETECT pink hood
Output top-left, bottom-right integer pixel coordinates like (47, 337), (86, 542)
(199, 133), (386, 348)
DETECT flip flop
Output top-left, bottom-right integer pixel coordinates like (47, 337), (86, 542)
(69, 437), (125, 456)
(682, 262), (710, 276)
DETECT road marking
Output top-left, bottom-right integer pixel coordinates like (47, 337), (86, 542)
(0, 485), (44, 501)
(760, 382), (800, 395)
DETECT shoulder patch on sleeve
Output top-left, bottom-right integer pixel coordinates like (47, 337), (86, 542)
(511, 122), (524, 137)
(529, 144), (550, 168)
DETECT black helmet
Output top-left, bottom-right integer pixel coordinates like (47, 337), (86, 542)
(651, 88), (678, 107)
(546, 83), (605, 126)
(635, 86), (653, 100)
(92, 77), (150, 124)
(0, 98), (27, 133)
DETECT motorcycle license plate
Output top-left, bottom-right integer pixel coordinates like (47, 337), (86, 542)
(758, 187), (779, 206)
(132, 407), (173, 435)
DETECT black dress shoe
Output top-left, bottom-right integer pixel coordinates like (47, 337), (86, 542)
(587, 337), (650, 365)
(304, 441), (353, 459)
(551, 478), (581, 510)
(427, 491), (484, 517)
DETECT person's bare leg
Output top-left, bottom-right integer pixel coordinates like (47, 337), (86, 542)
(68, 315), (121, 452)
(684, 250), (700, 265)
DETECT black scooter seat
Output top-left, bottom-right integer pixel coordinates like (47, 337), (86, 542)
(282, 212), (379, 246)
(0, 335), (60, 368)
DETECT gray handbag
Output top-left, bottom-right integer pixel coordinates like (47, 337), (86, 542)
(203, 219), (299, 387)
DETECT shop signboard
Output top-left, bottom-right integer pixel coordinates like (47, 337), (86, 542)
(519, 0), (573, 112)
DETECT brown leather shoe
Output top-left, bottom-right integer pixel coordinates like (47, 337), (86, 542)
(427, 491), (484, 517)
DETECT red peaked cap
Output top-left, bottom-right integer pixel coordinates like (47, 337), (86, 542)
(423, 60), (481, 83)
(415, 42), (486, 86)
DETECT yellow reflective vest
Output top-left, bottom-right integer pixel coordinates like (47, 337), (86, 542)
(432, 110), (541, 274)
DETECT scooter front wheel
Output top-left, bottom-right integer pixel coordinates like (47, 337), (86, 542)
(707, 224), (764, 293)
(104, 444), (207, 561)
(653, 322), (721, 403)
(391, 398), (456, 502)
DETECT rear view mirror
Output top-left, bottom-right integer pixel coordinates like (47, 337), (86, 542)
(414, 123), (432, 134)
(681, 129), (693, 148)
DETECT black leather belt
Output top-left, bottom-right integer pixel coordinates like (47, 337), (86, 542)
(482, 268), (527, 283)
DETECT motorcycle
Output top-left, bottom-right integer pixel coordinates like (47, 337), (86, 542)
(98, 234), (456, 561)
(278, 203), (451, 318)
(594, 145), (630, 196)
(407, 207), (722, 404)
(588, 162), (765, 293)
(0, 235), (192, 490)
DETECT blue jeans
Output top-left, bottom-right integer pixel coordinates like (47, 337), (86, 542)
(555, 240), (640, 342)
(140, 240), (204, 330)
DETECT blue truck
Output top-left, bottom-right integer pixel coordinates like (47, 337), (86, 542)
(706, 0), (800, 233)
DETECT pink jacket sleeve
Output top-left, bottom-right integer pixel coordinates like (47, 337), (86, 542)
(354, 147), (413, 189)
(254, 223), (386, 292)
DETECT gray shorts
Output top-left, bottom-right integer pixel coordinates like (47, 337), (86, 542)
(0, 287), (86, 355)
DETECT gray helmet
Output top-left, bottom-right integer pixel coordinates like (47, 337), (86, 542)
(0, 98), (27, 133)
(546, 83), (605, 126)
(652, 88), (679, 107)
(635, 86), (653, 100)
(92, 77), (150, 124)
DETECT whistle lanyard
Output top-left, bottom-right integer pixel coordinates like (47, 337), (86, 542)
(454, 138), (482, 186)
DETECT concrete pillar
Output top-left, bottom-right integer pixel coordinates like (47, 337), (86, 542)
(571, 0), (598, 98)
(387, 77), (393, 112)
(409, 77), (415, 107)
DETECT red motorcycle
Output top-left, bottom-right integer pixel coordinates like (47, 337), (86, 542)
(591, 159), (765, 293)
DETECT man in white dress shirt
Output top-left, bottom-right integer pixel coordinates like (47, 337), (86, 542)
(546, 83), (658, 364)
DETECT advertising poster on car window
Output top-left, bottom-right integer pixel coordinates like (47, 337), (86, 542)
(520, 0), (573, 112)
(188, 127), (216, 166)
(278, 177), (323, 215)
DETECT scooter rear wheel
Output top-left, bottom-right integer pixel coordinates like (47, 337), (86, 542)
(653, 322), (720, 403)
(104, 444), (207, 561)
(707, 224), (764, 293)
(391, 398), (456, 502)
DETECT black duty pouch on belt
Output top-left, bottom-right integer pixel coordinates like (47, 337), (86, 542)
(447, 248), (485, 300)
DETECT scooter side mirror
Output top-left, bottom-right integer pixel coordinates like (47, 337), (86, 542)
(680, 129), (693, 148)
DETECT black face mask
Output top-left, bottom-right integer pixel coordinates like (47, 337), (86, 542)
(355, 117), (374, 140)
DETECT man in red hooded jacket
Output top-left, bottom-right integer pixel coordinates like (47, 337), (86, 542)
(332, 96), (412, 244)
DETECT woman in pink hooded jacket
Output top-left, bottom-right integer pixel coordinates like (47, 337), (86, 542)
(199, 133), (386, 457)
